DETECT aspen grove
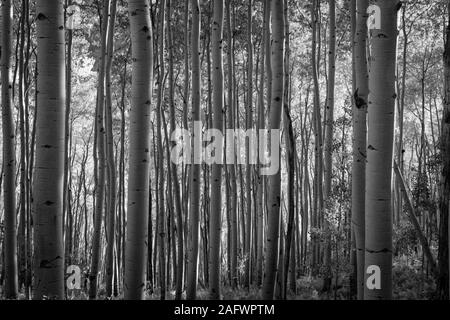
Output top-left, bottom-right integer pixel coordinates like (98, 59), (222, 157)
(0, 0), (450, 301)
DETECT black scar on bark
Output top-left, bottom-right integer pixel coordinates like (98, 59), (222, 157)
(354, 89), (366, 109)
(37, 13), (47, 20)
(366, 248), (392, 254)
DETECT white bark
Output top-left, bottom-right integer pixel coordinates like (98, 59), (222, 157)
(33, 0), (66, 299)
(124, 0), (153, 300)
(364, 0), (399, 300)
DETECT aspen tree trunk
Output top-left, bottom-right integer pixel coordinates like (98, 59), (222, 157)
(63, 0), (73, 268)
(262, 0), (284, 300)
(323, 0), (336, 292)
(162, 111), (175, 290)
(105, 0), (117, 297)
(118, 63), (127, 293)
(33, 0), (66, 299)
(1, 0), (18, 299)
(396, 5), (407, 229)
(89, 0), (109, 299)
(166, 0), (184, 301)
(183, 0), (189, 133)
(24, 0), (32, 297)
(186, 0), (201, 300)
(393, 163), (438, 277)
(364, 0), (399, 300)
(156, 0), (166, 300)
(182, 4), (190, 283)
(438, 0), (450, 300)
(282, 0), (295, 299)
(17, 0), (28, 291)
(244, 0), (253, 289)
(310, 0), (323, 274)
(349, 0), (357, 298)
(352, 0), (368, 300)
(182, 0), (190, 293)
(208, 0), (224, 300)
(124, 0), (153, 300)
(225, 0), (238, 289)
(256, 0), (270, 287)
(182, 1), (190, 260)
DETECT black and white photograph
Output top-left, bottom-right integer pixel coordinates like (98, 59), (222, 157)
(0, 0), (449, 311)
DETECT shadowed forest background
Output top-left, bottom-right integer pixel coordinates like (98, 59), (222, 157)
(0, 0), (450, 300)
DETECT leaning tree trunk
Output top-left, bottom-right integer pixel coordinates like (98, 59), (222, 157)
(33, 0), (66, 299)
(186, 0), (202, 300)
(124, 0), (153, 300)
(208, 0), (224, 300)
(352, 0), (369, 300)
(262, 0), (284, 300)
(364, 0), (399, 300)
(1, 0), (18, 299)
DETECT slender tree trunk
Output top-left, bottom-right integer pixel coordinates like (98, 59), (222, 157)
(281, 0), (294, 299)
(186, 0), (201, 300)
(322, 0), (336, 292)
(166, 0), (184, 300)
(156, 0), (167, 300)
(63, 0), (73, 269)
(256, 0), (270, 288)
(208, 0), (224, 300)
(352, 0), (368, 300)
(18, 0), (28, 292)
(349, 0), (357, 299)
(244, 0), (253, 289)
(438, 0), (450, 300)
(124, 0), (153, 300)
(225, 0), (238, 290)
(364, 0), (399, 300)
(393, 162), (438, 277)
(262, 0), (284, 300)
(310, 0), (324, 274)
(182, 0), (190, 290)
(105, 0), (117, 297)
(89, 0), (109, 299)
(32, 0), (66, 299)
(1, 0), (18, 299)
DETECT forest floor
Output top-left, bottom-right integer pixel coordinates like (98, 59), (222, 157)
(1, 260), (436, 300)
